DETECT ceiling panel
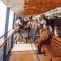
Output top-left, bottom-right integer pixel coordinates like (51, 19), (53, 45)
(1, 0), (61, 16)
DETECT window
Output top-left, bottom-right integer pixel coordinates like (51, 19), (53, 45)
(0, 1), (7, 37)
(8, 9), (14, 31)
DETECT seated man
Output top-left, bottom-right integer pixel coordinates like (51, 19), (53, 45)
(35, 24), (53, 54)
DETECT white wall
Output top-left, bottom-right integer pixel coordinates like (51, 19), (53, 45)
(8, 9), (14, 31)
(0, 1), (7, 37)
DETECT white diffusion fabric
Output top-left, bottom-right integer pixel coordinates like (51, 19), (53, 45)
(8, 9), (14, 31)
(0, 1), (7, 37)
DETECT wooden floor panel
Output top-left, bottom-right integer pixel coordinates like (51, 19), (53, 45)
(9, 51), (52, 61)
(9, 51), (39, 61)
(52, 57), (61, 61)
(38, 55), (51, 61)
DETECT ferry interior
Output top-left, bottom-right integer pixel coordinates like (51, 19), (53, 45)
(0, 0), (61, 61)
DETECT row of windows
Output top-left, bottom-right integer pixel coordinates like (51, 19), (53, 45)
(0, 1), (16, 38)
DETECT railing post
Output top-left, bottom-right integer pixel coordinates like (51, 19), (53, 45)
(3, 43), (7, 61)
(11, 34), (14, 47)
(3, 7), (10, 61)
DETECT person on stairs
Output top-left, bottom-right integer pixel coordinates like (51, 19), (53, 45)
(25, 16), (37, 42)
(35, 24), (53, 54)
